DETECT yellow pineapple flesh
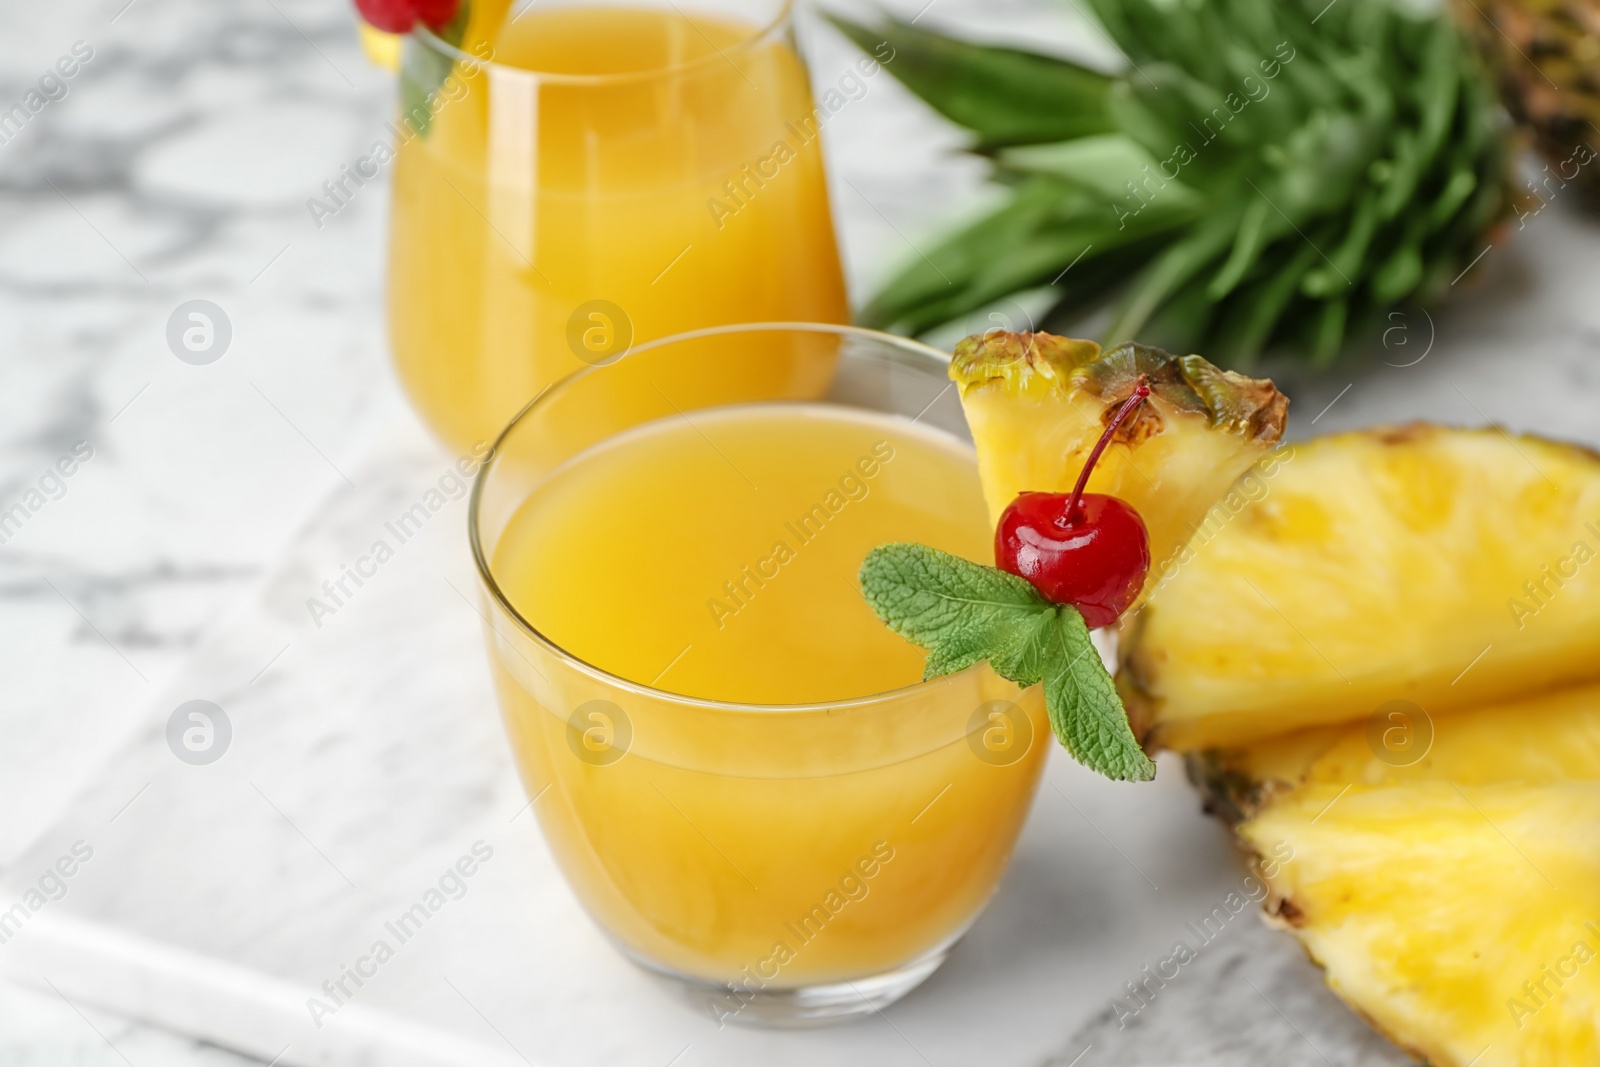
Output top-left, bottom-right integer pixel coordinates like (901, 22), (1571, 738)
(1242, 778), (1600, 1067)
(1198, 678), (1600, 808)
(949, 331), (1288, 608)
(1122, 424), (1600, 751)
(1193, 681), (1600, 1066)
(1145, 423), (1600, 1065)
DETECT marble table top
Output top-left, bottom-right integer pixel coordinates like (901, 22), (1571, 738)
(2, 0), (1597, 1063)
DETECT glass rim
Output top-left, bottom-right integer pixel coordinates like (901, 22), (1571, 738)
(413, 0), (795, 87)
(467, 321), (979, 715)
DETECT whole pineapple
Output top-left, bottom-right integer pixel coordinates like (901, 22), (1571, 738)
(1453, 0), (1600, 207)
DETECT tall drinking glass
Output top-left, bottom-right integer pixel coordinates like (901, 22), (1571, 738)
(470, 324), (1048, 1025)
(384, 0), (850, 452)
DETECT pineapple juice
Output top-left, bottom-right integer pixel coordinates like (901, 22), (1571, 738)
(489, 404), (1048, 987)
(387, 6), (849, 452)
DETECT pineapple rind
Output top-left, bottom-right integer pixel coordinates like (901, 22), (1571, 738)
(1452, 0), (1600, 206)
(948, 330), (1104, 401)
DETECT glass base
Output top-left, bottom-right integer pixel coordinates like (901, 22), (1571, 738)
(623, 940), (955, 1029)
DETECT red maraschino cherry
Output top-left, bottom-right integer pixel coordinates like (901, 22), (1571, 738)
(354, 0), (458, 34)
(995, 378), (1153, 628)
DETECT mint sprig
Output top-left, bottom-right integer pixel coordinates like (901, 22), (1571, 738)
(400, 0), (474, 139)
(859, 543), (1155, 782)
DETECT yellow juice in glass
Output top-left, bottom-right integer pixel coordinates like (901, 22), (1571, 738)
(387, 3), (849, 452)
(488, 403), (1049, 995)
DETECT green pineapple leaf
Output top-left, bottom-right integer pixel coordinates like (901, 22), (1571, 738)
(824, 14), (1117, 149)
(834, 0), (1518, 365)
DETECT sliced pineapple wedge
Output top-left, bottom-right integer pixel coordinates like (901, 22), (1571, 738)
(1147, 423), (1600, 1065)
(949, 331), (1288, 601)
(1123, 424), (1600, 750)
(1202, 686), (1600, 1064)
(1194, 678), (1600, 821)
(1240, 777), (1600, 1067)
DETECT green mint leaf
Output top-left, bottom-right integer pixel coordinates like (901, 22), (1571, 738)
(1042, 605), (1155, 783)
(858, 543), (1155, 783)
(859, 543), (1051, 678)
(400, 0), (474, 140)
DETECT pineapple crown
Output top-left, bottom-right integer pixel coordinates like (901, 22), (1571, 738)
(832, 0), (1517, 364)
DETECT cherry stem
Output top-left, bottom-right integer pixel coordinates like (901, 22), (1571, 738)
(1063, 376), (1151, 525)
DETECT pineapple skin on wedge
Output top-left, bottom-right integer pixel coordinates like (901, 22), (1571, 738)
(1123, 424), (1600, 751)
(1195, 678), (1600, 1066)
(949, 331), (1287, 598)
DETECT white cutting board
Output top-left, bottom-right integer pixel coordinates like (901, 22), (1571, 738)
(0, 406), (1386, 1067)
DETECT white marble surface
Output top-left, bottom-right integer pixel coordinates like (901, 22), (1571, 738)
(1, 0), (1598, 1063)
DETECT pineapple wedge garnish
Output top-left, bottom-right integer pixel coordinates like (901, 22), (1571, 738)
(949, 331), (1287, 605)
(1192, 684), (1600, 1067)
(1123, 424), (1600, 750)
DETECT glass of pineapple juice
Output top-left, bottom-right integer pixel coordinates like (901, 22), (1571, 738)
(470, 324), (1049, 1025)
(386, 0), (850, 453)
